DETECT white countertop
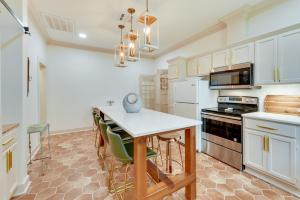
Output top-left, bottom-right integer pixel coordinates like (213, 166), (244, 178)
(97, 106), (200, 138)
(242, 112), (300, 126)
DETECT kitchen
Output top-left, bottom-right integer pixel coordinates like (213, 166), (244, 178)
(1, 0), (300, 200)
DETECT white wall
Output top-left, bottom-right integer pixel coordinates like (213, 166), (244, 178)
(154, 0), (300, 105)
(47, 45), (155, 132)
(23, 16), (48, 160)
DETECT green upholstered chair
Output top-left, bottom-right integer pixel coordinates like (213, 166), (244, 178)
(106, 127), (157, 198)
(97, 119), (132, 159)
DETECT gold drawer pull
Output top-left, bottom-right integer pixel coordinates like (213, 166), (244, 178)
(257, 125), (277, 131)
(6, 151), (10, 173)
(2, 138), (14, 146)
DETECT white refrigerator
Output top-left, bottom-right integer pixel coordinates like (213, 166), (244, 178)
(173, 78), (218, 151)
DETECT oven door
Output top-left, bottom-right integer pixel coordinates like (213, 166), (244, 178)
(209, 65), (253, 89)
(201, 113), (242, 152)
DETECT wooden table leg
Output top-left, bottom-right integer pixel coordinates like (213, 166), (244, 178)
(134, 137), (147, 199)
(185, 127), (196, 200)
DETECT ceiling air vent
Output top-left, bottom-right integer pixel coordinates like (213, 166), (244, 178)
(41, 12), (74, 33)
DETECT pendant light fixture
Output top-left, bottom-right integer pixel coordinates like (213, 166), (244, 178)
(115, 25), (128, 67)
(139, 0), (159, 52)
(125, 8), (140, 61)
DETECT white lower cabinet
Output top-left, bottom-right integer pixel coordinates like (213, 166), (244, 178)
(243, 116), (300, 196)
(244, 129), (266, 171)
(1, 130), (17, 200)
(268, 134), (297, 184)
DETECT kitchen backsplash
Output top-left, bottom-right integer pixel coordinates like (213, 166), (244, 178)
(220, 84), (300, 112)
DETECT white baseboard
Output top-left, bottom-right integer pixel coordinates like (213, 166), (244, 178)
(13, 175), (30, 197)
(50, 127), (93, 135)
(245, 167), (300, 197)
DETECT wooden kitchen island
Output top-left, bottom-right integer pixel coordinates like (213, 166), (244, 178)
(98, 106), (200, 200)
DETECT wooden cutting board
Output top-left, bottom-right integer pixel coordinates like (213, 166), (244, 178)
(264, 95), (300, 116)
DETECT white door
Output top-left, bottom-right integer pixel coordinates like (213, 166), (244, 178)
(212, 49), (230, 69)
(278, 29), (300, 83)
(231, 43), (254, 65)
(255, 36), (278, 84)
(244, 129), (266, 171)
(187, 58), (198, 77)
(268, 134), (297, 185)
(198, 55), (212, 76)
(168, 64), (178, 80)
(174, 80), (198, 104)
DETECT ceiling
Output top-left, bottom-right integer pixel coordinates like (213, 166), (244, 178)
(29, 0), (266, 57)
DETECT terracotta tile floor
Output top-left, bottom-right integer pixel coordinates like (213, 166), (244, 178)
(12, 131), (299, 200)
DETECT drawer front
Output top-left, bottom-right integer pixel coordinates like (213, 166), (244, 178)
(244, 118), (297, 138)
(1, 129), (17, 153)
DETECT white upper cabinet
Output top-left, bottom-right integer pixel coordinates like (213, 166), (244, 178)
(278, 29), (300, 84)
(255, 36), (278, 84)
(231, 43), (254, 65)
(168, 63), (179, 80)
(212, 49), (230, 69)
(255, 28), (300, 85)
(168, 57), (186, 80)
(187, 58), (198, 77)
(198, 54), (212, 76)
(187, 55), (212, 77)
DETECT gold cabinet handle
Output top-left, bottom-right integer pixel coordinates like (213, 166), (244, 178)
(2, 138), (14, 146)
(266, 136), (270, 152)
(263, 136), (266, 151)
(263, 136), (270, 152)
(257, 125), (277, 131)
(9, 151), (13, 171)
(278, 66), (280, 82)
(6, 151), (10, 173)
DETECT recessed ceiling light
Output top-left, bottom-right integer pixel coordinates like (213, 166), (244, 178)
(78, 33), (87, 39)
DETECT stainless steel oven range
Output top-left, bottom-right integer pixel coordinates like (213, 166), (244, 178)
(201, 96), (258, 170)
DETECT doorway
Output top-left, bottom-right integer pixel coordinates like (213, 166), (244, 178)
(38, 63), (47, 124)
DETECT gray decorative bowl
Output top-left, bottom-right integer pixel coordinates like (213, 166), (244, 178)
(122, 93), (142, 113)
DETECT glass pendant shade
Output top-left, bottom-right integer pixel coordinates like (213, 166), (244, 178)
(139, 1), (159, 52)
(115, 25), (128, 67)
(125, 8), (140, 61)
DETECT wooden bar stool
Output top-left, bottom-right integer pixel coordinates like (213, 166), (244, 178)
(157, 132), (183, 174)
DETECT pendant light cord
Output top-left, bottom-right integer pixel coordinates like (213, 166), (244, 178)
(120, 28), (123, 44)
(130, 14), (133, 32)
(146, 0), (149, 12)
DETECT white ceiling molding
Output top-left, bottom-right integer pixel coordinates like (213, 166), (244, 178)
(153, 22), (226, 58)
(47, 39), (155, 59)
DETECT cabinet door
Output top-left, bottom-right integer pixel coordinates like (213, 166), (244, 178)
(198, 55), (212, 76)
(244, 129), (266, 171)
(168, 64), (178, 80)
(255, 36), (278, 84)
(278, 29), (300, 83)
(268, 134), (297, 185)
(231, 43), (254, 65)
(187, 58), (198, 77)
(1, 150), (9, 200)
(212, 49), (230, 69)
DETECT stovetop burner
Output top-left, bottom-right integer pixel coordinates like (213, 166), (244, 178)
(202, 96), (259, 117)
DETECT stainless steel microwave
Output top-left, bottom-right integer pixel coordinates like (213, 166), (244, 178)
(209, 63), (254, 90)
